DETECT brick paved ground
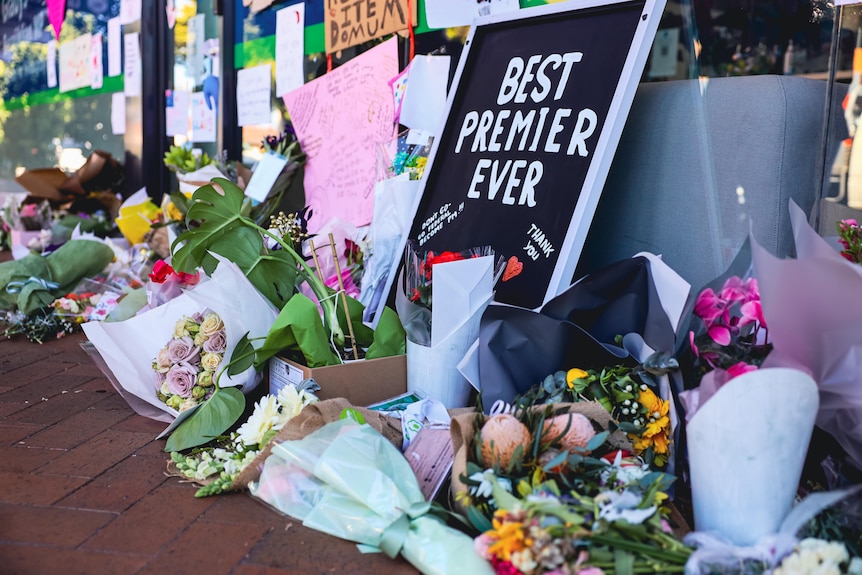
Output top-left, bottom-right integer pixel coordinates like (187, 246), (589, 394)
(0, 330), (419, 575)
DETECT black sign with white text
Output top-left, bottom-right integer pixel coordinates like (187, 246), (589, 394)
(407, 1), (651, 309)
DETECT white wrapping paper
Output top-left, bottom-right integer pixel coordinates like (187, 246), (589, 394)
(82, 256), (279, 425)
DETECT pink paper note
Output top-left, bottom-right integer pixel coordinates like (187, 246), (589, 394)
(283, 37), (399, 232)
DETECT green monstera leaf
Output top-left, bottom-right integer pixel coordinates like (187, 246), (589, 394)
(170, 178), (298, 309)
(164, 386), (246, 452)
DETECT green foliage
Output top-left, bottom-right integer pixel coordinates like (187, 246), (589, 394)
(171, 178), (298, 309)
(365, 307), (407, 359)
(253, 293), (341, 368)
(163, 145), (213, 175)
(164, 387), (246, 452)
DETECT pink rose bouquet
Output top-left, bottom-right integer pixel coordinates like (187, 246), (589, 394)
(152, 309), (225, 412)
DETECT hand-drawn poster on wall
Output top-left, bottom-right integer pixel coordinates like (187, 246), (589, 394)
(59, 33), (92, 93)
(325, 0), (416, 53)
(283, 37), (398, 232)
(401, 0), (665, 311)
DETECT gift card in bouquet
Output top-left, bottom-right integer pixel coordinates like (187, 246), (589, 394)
(402, 427), (454, 502)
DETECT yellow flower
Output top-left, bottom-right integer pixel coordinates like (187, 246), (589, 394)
(566, 368), (589, 389)
(486, 516), (527, 562)
(165, 201), (183, 222)
(628, 388), (671, 462)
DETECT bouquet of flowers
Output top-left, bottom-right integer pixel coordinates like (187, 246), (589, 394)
(773, 539), (862, 575)
(473, 458), (691, 575)
(152, 308), (226, 412)
(836, 218), (862, 265)
(524, 361), (674, 468)
(679, 274), (771, 419)
(170, 380), (319, 497)
(52, 290), (121, 323)
(451, 402), (631, 526)
(404, 241), (496, 312)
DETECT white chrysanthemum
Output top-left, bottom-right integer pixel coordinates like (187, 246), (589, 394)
(275, 385), (318, 429)
(236, 395), (280, 446)
(595, 489), (657, 525)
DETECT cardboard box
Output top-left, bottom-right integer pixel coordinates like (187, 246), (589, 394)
(14, 168), (70, 202)
(269, 354), (407, 407)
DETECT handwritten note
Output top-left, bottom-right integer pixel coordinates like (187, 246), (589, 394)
(275, 4), (305, 99)
(123, 32), (141, 97)
(325, 0), (415, 53)
(112, 92), (126, 135)
(47, 40), (57, 88)
(283, 37), (398, 230)
(119, 0), (142, 25)
(237, 63), (272, 126)
(91, 33), (103, 90)
(190, 92), (216, 142)
(187, 14), (206, 86)
(425, 0), (518, 28)
(107, 17), (121, 77)
(59, 34), (91, 93)
(166, 89), (190, 137)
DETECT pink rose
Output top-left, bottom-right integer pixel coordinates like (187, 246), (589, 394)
(166, 336), (200, 365)
(166, 363), (198, 397)
(202, 329), (227, 354)
(153, 370), (166, 390)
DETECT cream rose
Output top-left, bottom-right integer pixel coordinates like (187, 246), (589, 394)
(199, 313), (224, 338)
(200, 352), (222, 372)
(173, 318), (189, 338)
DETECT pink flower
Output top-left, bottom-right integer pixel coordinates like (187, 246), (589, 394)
(324, 269), (360, 299)
(202, 329), (227, 354)
(693, 288), (724, 325)
(165, 363), (197, 397)
(739, 300), (766, 329)
(688, 331), (699, 357)
(726, 362), (758, 378)
(576, 569), (606, 575)
(154, 370), (166, 390)
(473, 533), (493, 560)
(707, 324), (731, 346)
(166, 336), (201, 365)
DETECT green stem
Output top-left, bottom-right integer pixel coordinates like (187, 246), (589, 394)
(253, 220), (345, 349)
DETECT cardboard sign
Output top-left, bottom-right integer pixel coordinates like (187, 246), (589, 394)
(398, 0), (665, 311)
(324, 0), (416, 54)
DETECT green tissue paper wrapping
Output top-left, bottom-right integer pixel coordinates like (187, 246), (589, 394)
(0, 239), (115, 314)
(251, 419), (492, 575)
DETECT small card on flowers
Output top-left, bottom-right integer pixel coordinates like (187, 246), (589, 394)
(82, 256), (279, 431)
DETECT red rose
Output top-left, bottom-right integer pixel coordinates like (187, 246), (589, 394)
(149, 260), (174, 284)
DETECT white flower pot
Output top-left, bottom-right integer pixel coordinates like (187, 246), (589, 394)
(687, 367), (819, 545)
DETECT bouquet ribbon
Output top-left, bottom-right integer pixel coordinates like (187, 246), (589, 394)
(6, 276), (60, 294)
(378, 500), (431, 558)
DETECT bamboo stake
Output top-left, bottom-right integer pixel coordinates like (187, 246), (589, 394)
(307, 238), (327, 285)
(329, 233), (359, 360)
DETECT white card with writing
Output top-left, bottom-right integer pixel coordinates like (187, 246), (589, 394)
(276, 4), (305, 99)
(237, 63), (272, 126)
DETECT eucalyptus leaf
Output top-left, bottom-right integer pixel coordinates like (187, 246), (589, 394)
(541, 450), (569, 472)
(466, 505), (493, 533)
(365, 306), (406, 359)
(586, 430), (609, 452)
(164, 387), (246, 452)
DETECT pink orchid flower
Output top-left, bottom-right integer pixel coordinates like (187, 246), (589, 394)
(727, 362), (758, 378)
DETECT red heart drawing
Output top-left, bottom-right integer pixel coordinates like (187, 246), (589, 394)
(502, 256), (523, 282)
